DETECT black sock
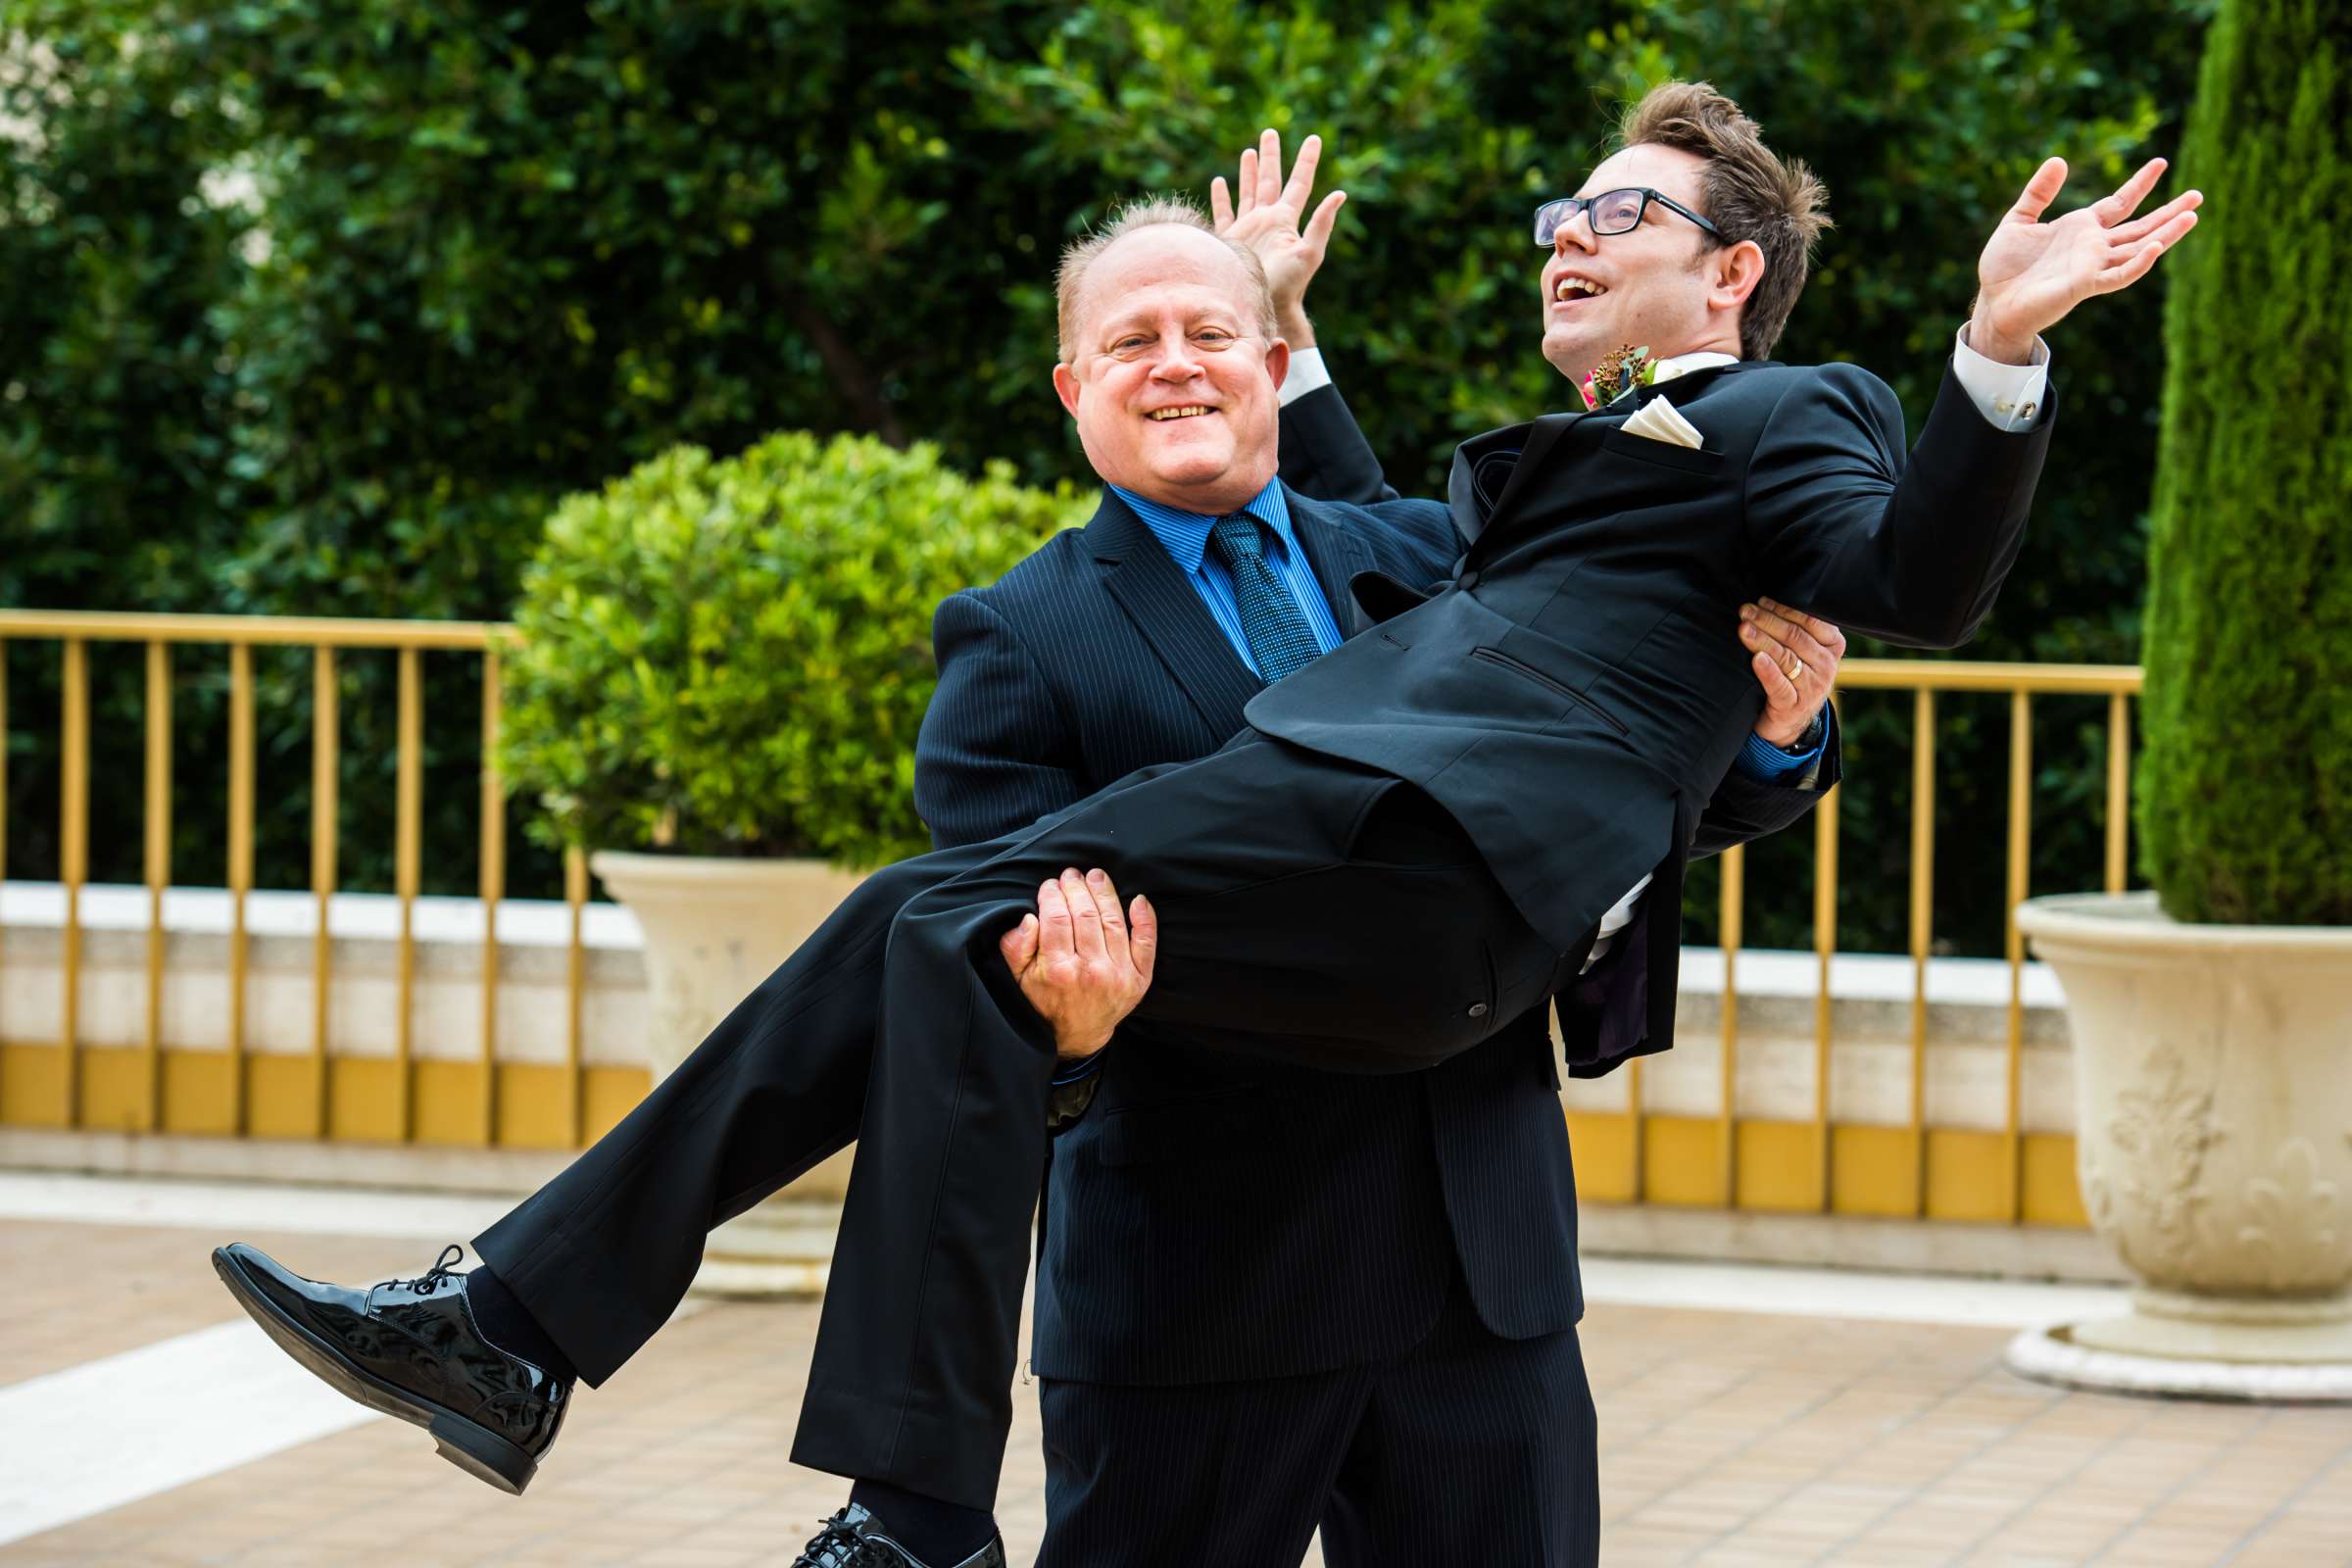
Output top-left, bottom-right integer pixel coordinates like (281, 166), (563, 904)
(463, 1264), (578, 1384)
(848, 1479), (996, 1564)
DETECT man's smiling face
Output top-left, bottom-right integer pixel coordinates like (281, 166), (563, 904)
(1541, 143), (1747, 386)
(1053, 224), (1288, 515)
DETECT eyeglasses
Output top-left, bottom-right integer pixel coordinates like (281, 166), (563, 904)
(1532, 187), (1721, 247)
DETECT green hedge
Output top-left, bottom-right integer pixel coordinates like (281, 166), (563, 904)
(6, 0), (2218, 952)
(500, 432), (1085, 865)
(2135, 0), (2352, 924)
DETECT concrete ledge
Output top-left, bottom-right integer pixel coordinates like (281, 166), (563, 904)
(0, 1126), (575, 1196)
(0, 1122), (856, 1201)
(1578, 1200), (2130, 1285)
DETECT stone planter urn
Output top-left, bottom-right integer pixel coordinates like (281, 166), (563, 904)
(2009, 891), (2352, 1399)
(590, 850), (865, 1298)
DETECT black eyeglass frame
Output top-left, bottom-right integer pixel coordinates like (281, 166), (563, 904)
(1532, 186), (1722, 247)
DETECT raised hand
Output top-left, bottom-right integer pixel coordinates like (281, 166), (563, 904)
(1970, 156), (2202, 363)
(1208, 127), (1347, 341)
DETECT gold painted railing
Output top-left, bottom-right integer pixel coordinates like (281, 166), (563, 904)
(2, 610), (2136, 1225)
(0, 610), (608, 1150)
(1587, 659), (2138, 1228)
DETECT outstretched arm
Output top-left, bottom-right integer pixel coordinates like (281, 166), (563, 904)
(1754, 158), (2198, 644)
(1966, 156), (2200, 366)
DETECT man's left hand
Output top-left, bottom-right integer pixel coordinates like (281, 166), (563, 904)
(1000, 867), (1158, 1060)
(1740, 598), (1843, 750)
(1968, 156), (2202, 363)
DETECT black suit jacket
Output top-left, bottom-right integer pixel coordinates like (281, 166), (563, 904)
(1252, 360), (2052, 1075)
(912, 437), (1831, 1384)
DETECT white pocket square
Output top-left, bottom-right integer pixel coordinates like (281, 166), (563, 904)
(1621, 395), (1704, 450)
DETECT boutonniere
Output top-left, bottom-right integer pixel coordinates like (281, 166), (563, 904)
(1579, 344), (1658, 410)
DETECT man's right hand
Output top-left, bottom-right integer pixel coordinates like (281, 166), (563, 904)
(1209, 128), (1346, 351)
(1000, 867), (1157, 1061)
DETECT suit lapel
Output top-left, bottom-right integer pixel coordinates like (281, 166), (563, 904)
(1452, 361), (1765, 553)
(1480, 410), (1587, 538)
(1086, 490), (1262, 737)
(1284, 489), (1379, 638)
(1447, 420), (1535, 549)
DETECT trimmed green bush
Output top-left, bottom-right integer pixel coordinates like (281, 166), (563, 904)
(2134, 0), (2352, 925)
(499, 433), (1085, 867)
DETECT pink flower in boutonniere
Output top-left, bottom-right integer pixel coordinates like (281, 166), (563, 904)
(1585, 344), (1658, 409)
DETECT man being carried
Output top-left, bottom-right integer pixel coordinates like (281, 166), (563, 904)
(213, 81), (2195, 1565)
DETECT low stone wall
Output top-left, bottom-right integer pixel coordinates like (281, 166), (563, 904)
(4, 882), (2073, 1128)
(0, 881), (650, 1068)
(3, 880), (2082, 1253)
(1572, 947), (2076, 1134)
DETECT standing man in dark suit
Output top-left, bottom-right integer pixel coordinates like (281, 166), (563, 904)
(214, 80), (2192, 1567)
(912, 211), (1846, 1566)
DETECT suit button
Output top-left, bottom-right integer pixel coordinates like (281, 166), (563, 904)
(1456, 570), (1480, 590)
(1467, 1002), (1491, 1018)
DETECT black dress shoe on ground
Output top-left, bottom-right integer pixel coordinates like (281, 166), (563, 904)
(792, 1505), (1006, 1568)
(212, 1242), (570, 1494)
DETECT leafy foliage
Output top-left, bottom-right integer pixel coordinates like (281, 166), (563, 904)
(500, 432), (1084, 864)
(4, 0), (2220, 951)
(2135, 0), (2352, 924)
(5, 0), (1090, 895)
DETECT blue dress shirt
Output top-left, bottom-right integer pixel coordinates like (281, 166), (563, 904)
(1108, 479), (1348, 675)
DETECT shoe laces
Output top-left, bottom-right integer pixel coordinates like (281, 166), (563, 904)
(794, 1510), (900, 1568)
(379, 1243), (466, 1298)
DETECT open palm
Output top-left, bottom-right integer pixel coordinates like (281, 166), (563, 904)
(1977, 156), (2202, 342)
(1208, 128), (1347, 319)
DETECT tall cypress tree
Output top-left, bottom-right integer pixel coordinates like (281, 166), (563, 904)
(2136, 0), (2352, 924)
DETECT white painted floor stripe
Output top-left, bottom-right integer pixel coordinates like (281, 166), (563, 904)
(0, 1170), (840, 1244)
(0, 1168), (517, 1241)
(0, 1319), (380, 1547)
(1580, 1254), (2126, 1330)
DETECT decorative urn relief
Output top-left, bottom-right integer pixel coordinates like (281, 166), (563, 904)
(2009, 893), (2352, 1398)
(591, 851), (866, 1298)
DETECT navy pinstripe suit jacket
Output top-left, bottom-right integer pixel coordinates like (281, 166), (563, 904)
(910, 388), (1832, 1385)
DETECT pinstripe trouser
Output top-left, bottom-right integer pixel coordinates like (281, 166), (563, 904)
(1036, 1263), (1599, 1566)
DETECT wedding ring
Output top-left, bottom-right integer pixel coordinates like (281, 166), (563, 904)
(1784, 655), (1804, 682)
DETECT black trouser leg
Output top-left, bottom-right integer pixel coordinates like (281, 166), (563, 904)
(1319, 1307), (1598, 1566)
(471, 848), (978, 1385)
(478, 737), (1560, 1511)
(1033, 1269), (1597, 1568)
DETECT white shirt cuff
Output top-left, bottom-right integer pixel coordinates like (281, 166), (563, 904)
(1951, 323), (2051, 432)
(1278, 346), (1333, 407)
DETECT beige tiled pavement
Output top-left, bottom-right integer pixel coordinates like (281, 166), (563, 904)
(3, 1217), (2348, 1566)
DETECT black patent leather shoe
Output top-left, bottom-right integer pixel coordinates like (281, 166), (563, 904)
(792, 1505), (1006, 1568)
(212, 1242), (570, 1494)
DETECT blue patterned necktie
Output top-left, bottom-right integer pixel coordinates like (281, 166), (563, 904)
(1208, 513), (1322, 682)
